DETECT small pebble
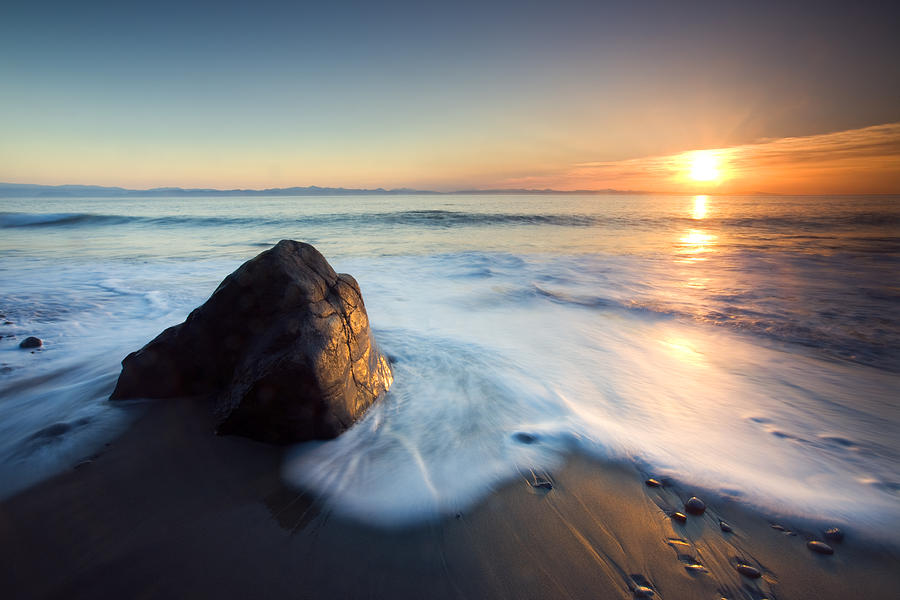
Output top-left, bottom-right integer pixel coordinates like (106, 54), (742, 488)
(719, 520), (733, 532)
(685, 496), (706, 515)
(671, 512), (687, 524)
(645, 478), (662, 487)
(684, 564), (706, 573)
(824, 527), (844, 542)
(19, 336), (42, 349)
(735, 563), (761, 578)
(3, 321), (12, 325)
(532, 479), (552, 490)
(770, 524), (786, 531)
(807, 540), (834, 555)
(633, 586), (654, 598)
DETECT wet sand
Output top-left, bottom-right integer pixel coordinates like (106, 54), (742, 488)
(1, 397), (897, 599)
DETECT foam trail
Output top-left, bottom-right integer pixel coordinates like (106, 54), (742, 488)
(283, 254), (900, 534)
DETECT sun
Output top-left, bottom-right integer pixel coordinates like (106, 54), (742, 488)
(689, 151), (720, 182)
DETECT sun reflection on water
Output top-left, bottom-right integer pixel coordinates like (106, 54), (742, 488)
(675, 195), (717, 263)
(658, 336), (706, 365)
(677, 229), (717, 262)
(692, 195), (708, 219)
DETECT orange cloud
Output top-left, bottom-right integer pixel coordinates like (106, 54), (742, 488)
(501, 123), (900, 194)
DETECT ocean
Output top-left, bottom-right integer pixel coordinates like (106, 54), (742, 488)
(1, 194), (898, 533)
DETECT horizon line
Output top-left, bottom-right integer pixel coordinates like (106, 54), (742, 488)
(3, 181), (898, 198)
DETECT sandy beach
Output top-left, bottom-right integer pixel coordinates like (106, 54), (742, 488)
(2, 395), (896, 600)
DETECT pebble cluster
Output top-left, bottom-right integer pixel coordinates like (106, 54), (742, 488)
(638, 475), (846, 598)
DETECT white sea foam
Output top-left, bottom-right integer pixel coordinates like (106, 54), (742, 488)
(284, 255), (900, 534)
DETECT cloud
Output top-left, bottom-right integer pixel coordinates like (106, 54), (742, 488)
(502, 122), (900, 193)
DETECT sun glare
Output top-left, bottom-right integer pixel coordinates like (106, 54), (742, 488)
(689, 151), (720, 182)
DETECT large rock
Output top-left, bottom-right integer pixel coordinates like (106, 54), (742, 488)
(110, 240), (393, 443)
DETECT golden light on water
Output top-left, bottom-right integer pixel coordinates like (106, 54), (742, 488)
(692, 195), (708, 219)
(677, 229), (717, 263)
(659, 337), (705, 365)
(689, 151), (721, 181)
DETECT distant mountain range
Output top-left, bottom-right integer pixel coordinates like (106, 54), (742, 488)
(0, 182), (643, 198)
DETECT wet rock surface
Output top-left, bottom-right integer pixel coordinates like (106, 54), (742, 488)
(824, 527), (844, 542)
(671, 511), (687, 524)
(630, 575), (655, 597)
(683, 563), (706, 573)
(528, 468), (554, 490)
(110, 240), (393, 443)
(19, 336), (42, 349)
(807, 540), (834, 555)
(645, 478), (662, 487)
(685, 496), (706, 515)
(735, 563), (762, 578)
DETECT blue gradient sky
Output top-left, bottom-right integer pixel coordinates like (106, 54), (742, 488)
(2, 1), (899, 190)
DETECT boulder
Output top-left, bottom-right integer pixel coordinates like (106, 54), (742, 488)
(110, 240), (393, 443)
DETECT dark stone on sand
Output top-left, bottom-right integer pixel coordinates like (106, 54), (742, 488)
(807, 540), (834, 555)
(719, 520), (733, 532)
(633, 586), (655, 598)
(684, 564), (706, 573)
(26, 417), (91, 443)
(645, 478), (662, 487)
(19, 336), (42, 349)
(532, 479), (553, 490)
(770, 523), (786, 531)
(3, 321), (12, 325)
(685, 496), (706, 515)
(824, 527), (844, 542)
(735, 564), (762, 578)
(671, 512), (687, 524)
(513, 432), (538, 444)
(109, 240), (393, 444)
(28, 422), (72, 440)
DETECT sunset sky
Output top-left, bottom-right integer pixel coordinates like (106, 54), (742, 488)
(2, 1), (899, 193)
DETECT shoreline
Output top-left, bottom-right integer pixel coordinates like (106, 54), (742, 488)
(1, 397), (897, 599)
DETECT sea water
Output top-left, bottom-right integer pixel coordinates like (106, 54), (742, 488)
(0, 194), (897, 533)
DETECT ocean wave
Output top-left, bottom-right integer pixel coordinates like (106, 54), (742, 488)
(4, 208), (899, 233)
(0, 209), (601, 230)
(0, 211), (260, 229)
(0, 212), (134, 228)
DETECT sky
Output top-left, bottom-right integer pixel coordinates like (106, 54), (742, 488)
(1, 0), (899, 193)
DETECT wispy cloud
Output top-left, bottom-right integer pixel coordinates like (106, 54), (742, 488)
(500, 123), (900, 193)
